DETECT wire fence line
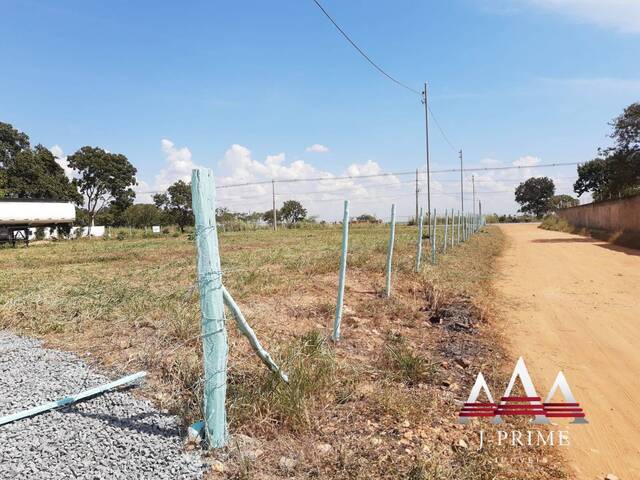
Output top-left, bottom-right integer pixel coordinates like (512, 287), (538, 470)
(188, 167), (487, 447)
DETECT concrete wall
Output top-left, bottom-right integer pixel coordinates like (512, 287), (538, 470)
(557, 195), (640, 233)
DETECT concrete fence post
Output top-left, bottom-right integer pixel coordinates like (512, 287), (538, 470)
(443, 209), (449, 253)
(333, 200), (350, 341)
(431, 208), (437, 264)
(385, 204), (396, 297)
(415, 207), (424, 272)
(191, 168), (228, 448)
(451, 209), (455, 249)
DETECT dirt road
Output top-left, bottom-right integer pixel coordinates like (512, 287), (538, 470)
(494, 224), (640, 480)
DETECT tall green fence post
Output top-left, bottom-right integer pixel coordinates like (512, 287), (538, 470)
(415, 207), (424, 272)
(385, 204), (396, 297)
(451, 209), (455, 249)
(465, 213), (469, 241)
(431, 208), (437, 264)
(443, 208), (449, 253)
(332, 200), (350, 342)
(191, 168), (228, 449)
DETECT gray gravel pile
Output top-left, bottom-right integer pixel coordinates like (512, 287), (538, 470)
(0, 331), (205, 479)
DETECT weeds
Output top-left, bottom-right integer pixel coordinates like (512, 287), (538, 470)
(229, 329), (335, 433)
(382, 333), (437, 386)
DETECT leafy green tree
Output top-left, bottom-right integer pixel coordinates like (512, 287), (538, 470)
(356, 213), (380, 223)
(574, 158), (609, 200)
(262, 209), (277, 224)
(1, 121), (31, 197)
(153, 180), (193, 232)
(5, 145), (81, 202)
(279, 200), (307, 224)
(122, 204), (162, 228)
(550, 194), (579, 210)
(0, 122), (79, 202)
(67, 146), (137, 232)
(514, 177), (555, 218)
(0, 121), (30, 170)
(610, 102), (640, 150)
(575, 103), (640, 201)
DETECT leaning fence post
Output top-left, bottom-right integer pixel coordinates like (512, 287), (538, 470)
(385, 204), (396, 297)
(333, 200), (350, 342)
(415, 207), (424, 272)
(191, 168), (228, 449)
(443, 209), (449, 253)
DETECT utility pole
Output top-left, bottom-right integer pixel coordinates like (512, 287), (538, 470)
(422, 82), (431, 232)
(472, 175), (476, 217)
(271, 179), (277, 231)
(459, 149), (464, 216)
(415, 169), (419, 223)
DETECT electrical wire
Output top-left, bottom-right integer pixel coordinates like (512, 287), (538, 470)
(427, 104), (457, 152)
(136, 161), (581, 196)
(311, 0), (421, 96)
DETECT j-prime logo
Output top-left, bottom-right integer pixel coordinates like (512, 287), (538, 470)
(459, 357), (587, 425)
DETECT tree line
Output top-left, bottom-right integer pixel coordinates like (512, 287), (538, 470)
(0, 121), (313, 230)
(514, 102), (640, 217)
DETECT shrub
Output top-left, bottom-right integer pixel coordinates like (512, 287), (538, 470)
(539, 215), (574, 233)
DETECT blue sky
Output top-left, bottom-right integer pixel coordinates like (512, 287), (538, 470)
(2, 0), (639, 219)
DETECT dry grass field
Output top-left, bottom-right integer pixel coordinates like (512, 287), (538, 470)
(0, 224), (567, 479)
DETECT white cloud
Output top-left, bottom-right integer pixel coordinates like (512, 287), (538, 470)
(213, 145), (409, 220)
(512, 155), (540, 167)
(521, 0), (640, 33)
(154, 139), (199, 190)
(50, 145), (75, 180)
(305, 144), (330, 153)
(132, 139), (201, 203)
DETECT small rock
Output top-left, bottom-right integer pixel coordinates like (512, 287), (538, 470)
(456, 439), (469, 450)
(279, 456), (297, 471)
(210, 460), (225, 473)
(604, 475), (619, 480)
(455, 357), (471, 368)
(401, 420), (410, 428)
(316, 443), (332, 455)
(371, 437), (382, 446)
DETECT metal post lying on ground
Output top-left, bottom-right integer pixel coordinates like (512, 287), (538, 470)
(0, 371), (146, 427)
(191, 168), (228, 448)
(333, 200), (350, 341)
(385, 204), (396, 297)
(443, 209), (449, 253)
(431, 209), (437, 264)
(222, 286), (288, 382)
(415, 207), (424, 272)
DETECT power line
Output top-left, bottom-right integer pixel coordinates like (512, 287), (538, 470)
(427, 104), (457, 152)
(311, 0), (421, 96)
(136, 162), (581, 195)
(216, 161), (580, 189)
